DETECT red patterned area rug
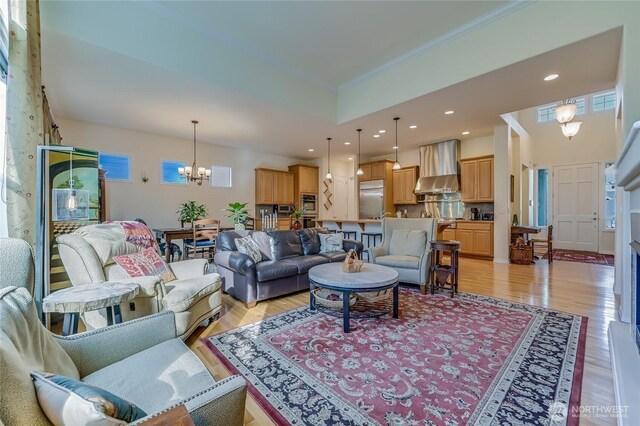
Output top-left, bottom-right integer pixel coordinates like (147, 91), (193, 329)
(546, 249), (614, 266)
(204, 288), (587, 426)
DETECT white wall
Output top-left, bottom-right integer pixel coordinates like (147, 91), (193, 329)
(518, 100), (617, 253)
(57, 118), (309, 228)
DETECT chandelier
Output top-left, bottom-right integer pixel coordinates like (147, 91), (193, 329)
(555, 100), (582, 141)
(178, 120), (211, 185)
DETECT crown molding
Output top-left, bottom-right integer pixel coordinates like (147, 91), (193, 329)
(338, 0), (536, 92)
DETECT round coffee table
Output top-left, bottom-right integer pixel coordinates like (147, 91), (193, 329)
(43, 282), (139, 335)
(308, 263), (399, 333)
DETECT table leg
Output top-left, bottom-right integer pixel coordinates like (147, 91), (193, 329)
(165, 234), (172, 263)
(342, 290), (350, 333)
(309, 282), (317, 311)
(62, 313), (79, 336)
(113, 304), (123, 324)
(393, 285), (399, 318)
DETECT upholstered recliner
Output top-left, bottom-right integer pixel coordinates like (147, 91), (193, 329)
(368, 218), (437, 292)
(0, 285), (247, 425)
(57, 222), (221, 339)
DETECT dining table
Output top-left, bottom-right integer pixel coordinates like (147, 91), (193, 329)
(154, 226), (235, 263)
(510, 225), (541, 264)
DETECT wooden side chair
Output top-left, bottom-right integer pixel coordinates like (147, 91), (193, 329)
(531, 225), (553, 263)
(185, 219), (219, 259)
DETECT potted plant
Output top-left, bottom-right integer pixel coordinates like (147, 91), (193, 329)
(177, 201), (207, 227)
(290, 205), (305, 230)
(226, 202), (249, 230)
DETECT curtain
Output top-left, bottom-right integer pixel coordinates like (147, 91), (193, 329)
(4, 0), (43, 245)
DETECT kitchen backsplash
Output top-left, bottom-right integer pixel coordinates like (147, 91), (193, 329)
(394, 202), (494, 219)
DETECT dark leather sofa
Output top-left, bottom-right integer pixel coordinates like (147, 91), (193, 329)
(214, 227), (363, 308)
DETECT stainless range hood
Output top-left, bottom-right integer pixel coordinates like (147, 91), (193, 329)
(414, 139), (461, 195)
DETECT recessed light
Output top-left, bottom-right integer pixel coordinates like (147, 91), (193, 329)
(348, 157), (353, 160)
(344, 142), (351, 145)
(308, 148), (314, 152)
(392, 146), (398, 150)
(462, 131), (470, 135)
(409, 125), (418, 129)
(373, 134), (380, 138)
(544, 73), (559, 81)
(378, 130), (386, 133)
(444, 110), (454, 115)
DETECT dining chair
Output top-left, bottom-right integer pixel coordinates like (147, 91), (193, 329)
(531, 225), (553, 263)
(185, 219), (219, 259)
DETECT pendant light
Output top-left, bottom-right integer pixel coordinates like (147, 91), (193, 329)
(325, 137), (333, 180)
(178, 120), (211, 185)
(67, 151), (77, 211)
(392, 117), (401, 170)
(356, 129), (364, 176)
(555, 99), (582, 141)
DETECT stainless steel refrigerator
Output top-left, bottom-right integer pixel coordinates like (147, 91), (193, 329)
(359, 180), (384, 219)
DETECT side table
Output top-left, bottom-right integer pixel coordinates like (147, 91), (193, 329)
(429, 240), (460, 297)
(43, 282), (139, 336)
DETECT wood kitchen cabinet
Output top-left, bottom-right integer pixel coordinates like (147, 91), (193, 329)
(358, 164), (372, 181)
(255, 168), (294, 205)
(392, 166), (418, 205)
(371, 162), (386, 180)
(456, 221), (494, 258)
(288, 164), (318, 195)
(460, 155), (494, 202)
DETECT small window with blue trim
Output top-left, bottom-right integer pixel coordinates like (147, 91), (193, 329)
(99, 153), (130, 181)
(162, 160), (186, 184)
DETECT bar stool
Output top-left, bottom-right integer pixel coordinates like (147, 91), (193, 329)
(342, 231), (357, 240)
(429, 240), (460, 297)
(360, 232), (382, 261)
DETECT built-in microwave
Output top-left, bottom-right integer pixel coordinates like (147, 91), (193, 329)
(277, 205), (293, 214)
(301, 194), (317, 214)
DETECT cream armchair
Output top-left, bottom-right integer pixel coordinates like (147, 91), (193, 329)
(0, 285), (247, 426)
(57, 222), (222, 339)
(368, 218), (437, 293)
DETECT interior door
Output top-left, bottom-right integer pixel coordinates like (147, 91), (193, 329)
(553, 163), (599, 252)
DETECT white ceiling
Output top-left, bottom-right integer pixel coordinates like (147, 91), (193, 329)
(40, 1), (621, 161)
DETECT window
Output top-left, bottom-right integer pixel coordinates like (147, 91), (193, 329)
(537, 98), (585, 123)
(604, 162), (616, 230)
(537, 104), (556, 123)
(536, 169), (549, 226)
(98, 153), (130, 181)
(593, 91), (616, 112)
(210, 165), (232, 188)
(161, 160), (186, 184)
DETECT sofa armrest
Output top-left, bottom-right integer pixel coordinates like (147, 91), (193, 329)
(342, 239), (363, 255)
(214, 251), (255, 275)
(170, 258), (208, 280)
(131, 376), (247, 426)
(123, 275), (166, 298)
(56, 311), (177, 377)
(368, 246), (386, 263)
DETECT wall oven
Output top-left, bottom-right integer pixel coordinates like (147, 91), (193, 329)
(301, 194), (317, 214)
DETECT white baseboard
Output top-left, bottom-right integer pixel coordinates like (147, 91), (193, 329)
(608, 321), (640, 425)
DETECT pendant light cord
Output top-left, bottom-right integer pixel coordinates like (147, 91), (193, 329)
(327, 137), (331, 174)
(192, 120), (198, 166)
(394, 117), (399, 164)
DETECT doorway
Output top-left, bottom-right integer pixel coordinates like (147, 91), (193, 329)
(553, 162), (599, 252)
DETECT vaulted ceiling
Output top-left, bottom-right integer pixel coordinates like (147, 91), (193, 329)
(40, 1), (621, 159)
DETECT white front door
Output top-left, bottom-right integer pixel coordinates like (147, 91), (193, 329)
(553, 163), (599, 252)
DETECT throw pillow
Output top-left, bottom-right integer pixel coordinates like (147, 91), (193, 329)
(250, 231), (273, 261)
(235, 236), (262, 263)
(112, 247), (176, 283)
(31, 371), (147, 426)
(319, 232), (345, 253)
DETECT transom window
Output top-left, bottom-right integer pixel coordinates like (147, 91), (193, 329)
(537, 98), (585, 123)
(161, 160), (186, 184)
(98, 153), (130, 181)
(593, 91), (616, 112)
(211, 165), (232, 188)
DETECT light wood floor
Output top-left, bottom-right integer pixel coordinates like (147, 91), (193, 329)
(188, 258), (617, 426)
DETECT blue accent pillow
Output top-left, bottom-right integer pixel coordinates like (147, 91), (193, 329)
(31, 371), (147, 425)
